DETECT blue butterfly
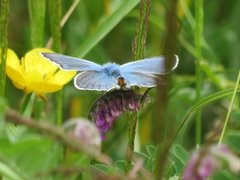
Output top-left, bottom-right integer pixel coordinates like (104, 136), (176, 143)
(41, 53), (179, 91)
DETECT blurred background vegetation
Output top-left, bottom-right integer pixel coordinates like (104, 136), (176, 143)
(1, 0), (240, 179)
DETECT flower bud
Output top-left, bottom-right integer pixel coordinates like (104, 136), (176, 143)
(63, 118), (101, 151)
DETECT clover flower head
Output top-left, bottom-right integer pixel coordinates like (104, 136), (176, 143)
(183, 144), (240, 180)
(5, 48), (76, 96)
(63, 118), (101, 151)
(89, 89), (149, 140)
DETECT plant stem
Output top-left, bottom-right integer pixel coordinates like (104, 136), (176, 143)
(48, 0), (63, 125)
(126, 112), (138, 171)
(20, 93), (36, 117)
(218, 70), (240, 145)
(0, 0), (9, 98)
(26, 0), (46, 117)
(126, 0), (151, 171)
(195, 0), (203, 145)
(28, 0), (46, 47)
(154, 0), (178, 178)
(132, 0), (151, 59)
(48, 0), (62, 52)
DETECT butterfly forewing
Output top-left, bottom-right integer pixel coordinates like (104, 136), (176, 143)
(121, 55), (179, 75)
(41, 53), (102, 72)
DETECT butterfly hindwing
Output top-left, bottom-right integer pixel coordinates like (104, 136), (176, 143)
(74, 71), (117, 91)
(123, 72), (162, 88)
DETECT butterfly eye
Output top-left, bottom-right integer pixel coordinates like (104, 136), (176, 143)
(117, 77), (126, 88)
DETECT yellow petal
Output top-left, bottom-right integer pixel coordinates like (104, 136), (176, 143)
(49, 70), (76, 85)
(23, 48), (58, 81)
(6, 49), (27, 89)
(6, 66), (26, 90)
(29, 81), (63, 94)
(6, 49), (21, 70)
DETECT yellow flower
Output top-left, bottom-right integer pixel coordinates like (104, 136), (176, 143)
(6, 48), (76, 95)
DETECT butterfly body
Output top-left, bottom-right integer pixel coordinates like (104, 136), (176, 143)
(102, 63), (122, 78)
(117, 77), (126, 88)
(41, 53), (179, 91)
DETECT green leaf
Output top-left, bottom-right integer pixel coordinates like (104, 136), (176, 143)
(145, 145), (157, 172)
(226, 131), (240, 153)
(93, 164), (111, 173)
(170, 144), (189, 174)
(171, 145), (189, 165)
(0, 135), (57, 177)
(0, 160), (25, 180)
(212, 169), (239, 180)
(115, 160), (126, 173)
(73, 0), (140, 58)
(146, 145), (156, 157)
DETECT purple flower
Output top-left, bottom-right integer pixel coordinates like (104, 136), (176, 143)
(89, 89), (149, 140)
(183, 144), (240, 180)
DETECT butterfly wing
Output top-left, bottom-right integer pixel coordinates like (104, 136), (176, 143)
(123, 72), (162, 88)
(121, 55), (179, 75)
(74, 71), (118, 91)
(41, 53), (102, 71)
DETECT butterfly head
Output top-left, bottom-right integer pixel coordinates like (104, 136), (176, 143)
(117, 76), (126, 88)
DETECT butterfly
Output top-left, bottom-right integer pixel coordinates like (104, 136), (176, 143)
(41, 53), (179, 91)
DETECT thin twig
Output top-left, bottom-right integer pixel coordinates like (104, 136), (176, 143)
(218, 70), (240, 145)
(46, 0), (81, 48)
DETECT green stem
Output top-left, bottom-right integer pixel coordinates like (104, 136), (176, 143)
(27, 0), (46, 118)
(125, 112), (138, 171)
(0, 0), (9, 98)
(132, 0), (151, 59)
(28, 0), (46, 47)
(154, 0), (178, 178)
(194, 0), (203, 145)
(218, 70), (240, 145)
(56, 91), (63, 125)
(48, 0), (62, 125)
(126, 0), (151, 171)
(48, 0), (62, 52)
(20, 93), (36, 117)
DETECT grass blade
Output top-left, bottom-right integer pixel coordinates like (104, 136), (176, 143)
(73, 0), (140, 58)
